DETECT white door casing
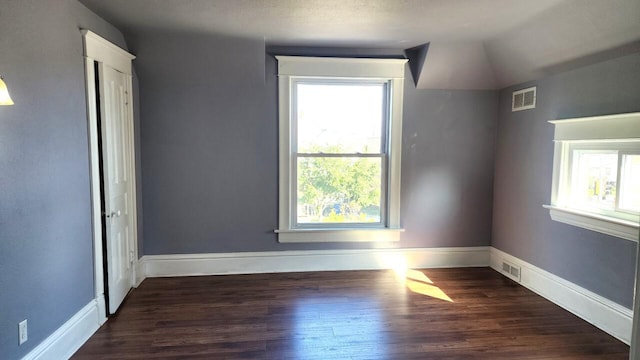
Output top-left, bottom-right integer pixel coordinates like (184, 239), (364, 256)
(82, 30), (137, 318)
(100, 66), (134, 313)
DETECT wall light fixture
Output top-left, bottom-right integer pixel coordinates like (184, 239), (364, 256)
(0, 76), (15, 105)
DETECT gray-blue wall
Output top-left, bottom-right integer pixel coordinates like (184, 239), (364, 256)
(128, 32), (498, 255)
(0, 1), (128, 358)
(492, 52), (640, 309)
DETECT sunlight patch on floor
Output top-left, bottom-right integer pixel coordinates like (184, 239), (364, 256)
(399, 269), (453, 302)
(405, 279), (453, 302)
(383, 256), (453, 302)
(405, 269), (433, 284)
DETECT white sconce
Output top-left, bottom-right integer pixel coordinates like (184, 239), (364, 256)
(0, 76), (15, 105)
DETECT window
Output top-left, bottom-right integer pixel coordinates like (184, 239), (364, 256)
(545, 113), (640, 241)
(275, 56), (408, 243)
(296, 81), (386, 225)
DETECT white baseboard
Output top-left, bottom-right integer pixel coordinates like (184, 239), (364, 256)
(142, 246), (491, 278)
(134, 258), (145, 287)
(490, 247), (633, 345)
(95, 294), (107, 326)
(22, 300), (101, 360)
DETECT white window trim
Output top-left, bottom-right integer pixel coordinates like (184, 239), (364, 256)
(275, 56), (408, 243)
(546, 112), (640, 242)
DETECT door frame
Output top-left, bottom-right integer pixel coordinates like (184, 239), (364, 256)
(82, 30), (138, 320)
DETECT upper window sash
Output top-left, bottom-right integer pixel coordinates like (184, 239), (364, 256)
(291, 78), (390, 155)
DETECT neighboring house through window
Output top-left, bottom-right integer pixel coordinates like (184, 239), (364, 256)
(275, 56), (408, 243)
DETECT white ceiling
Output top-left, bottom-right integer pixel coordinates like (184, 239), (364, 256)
(79, 0), (640, 89)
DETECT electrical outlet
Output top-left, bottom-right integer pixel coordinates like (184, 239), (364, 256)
(18, 319), (27, 345)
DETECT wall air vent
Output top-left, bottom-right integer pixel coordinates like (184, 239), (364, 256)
(501, 260), (522, 282)
(512, 86), (536, 112)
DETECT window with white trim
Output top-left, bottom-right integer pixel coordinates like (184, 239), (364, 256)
(545, 112), (640, 241)
(275, 56), (407, 243)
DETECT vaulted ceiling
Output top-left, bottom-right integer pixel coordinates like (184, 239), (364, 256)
(80, 0), (640, 89)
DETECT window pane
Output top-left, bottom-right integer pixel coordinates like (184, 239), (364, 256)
(297, 156), (382, 224)
(297, 83), (385, 154)
(570, 151), (618, 210)
(619, 154), (640, 213)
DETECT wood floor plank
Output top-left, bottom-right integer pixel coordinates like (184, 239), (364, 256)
(72, 268), (629, 359)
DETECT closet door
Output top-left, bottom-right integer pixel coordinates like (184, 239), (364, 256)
(100, 65), (135, 314)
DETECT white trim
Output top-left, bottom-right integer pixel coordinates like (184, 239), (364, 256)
(141, 247), (490, 277)
(631, 234), (640, 359)
(549, 112), (640, 141)
(277, 74), (291, 232)
(544, 205), (639, 242)
(83, 56), (108, 320)
(388, 77), (404, 227)
(81, 30), (135, 75)
(125, 74), (140, 289)
(134, 258), (145, 287)
(275, 56), (407, 78)
(21, 300), (101, 360)
(95, 294), (107, 327)
(490, 247), (633, 345)
(275, 228), (404, 243)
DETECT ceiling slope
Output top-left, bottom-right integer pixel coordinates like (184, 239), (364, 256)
(484, 0), (640, 87)
(410, 41), (498, 90)
(79, 0), (640, 89)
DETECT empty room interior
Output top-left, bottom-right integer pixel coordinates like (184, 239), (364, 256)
(2, 0), (640, 359)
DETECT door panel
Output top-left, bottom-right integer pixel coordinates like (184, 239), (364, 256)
(100, 65), (134, 314)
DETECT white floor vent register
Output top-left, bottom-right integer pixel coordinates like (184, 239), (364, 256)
(501, 260), (522, 282)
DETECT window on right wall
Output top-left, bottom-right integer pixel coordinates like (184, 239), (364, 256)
(545, 112), (640, 241)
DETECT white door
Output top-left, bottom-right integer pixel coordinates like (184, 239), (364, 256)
(100, 65), (134, 314)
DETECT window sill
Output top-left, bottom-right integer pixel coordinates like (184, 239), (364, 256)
(275, 228), (404, 243)
(543, 205), (639, 242)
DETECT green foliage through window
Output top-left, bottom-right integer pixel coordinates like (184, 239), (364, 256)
(297, 145), (382, 223)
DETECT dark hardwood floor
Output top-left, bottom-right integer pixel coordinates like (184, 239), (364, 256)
(72, 268), (629, 359)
